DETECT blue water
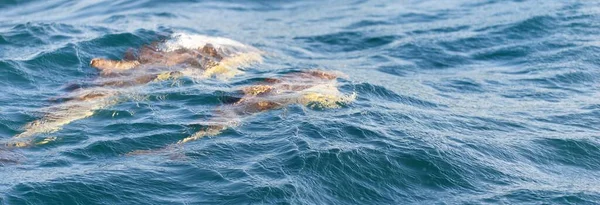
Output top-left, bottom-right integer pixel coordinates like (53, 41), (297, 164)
(1, 0), (600, 204)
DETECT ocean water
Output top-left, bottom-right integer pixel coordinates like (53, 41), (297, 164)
(1, 0), (600, 204)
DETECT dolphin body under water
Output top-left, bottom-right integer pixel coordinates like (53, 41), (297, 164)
(178, 70), (355, 144)
(127, 69), (355, 155)
(6, 33), (263, 147)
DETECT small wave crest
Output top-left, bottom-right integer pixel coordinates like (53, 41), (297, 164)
(160, 33), (259, 54)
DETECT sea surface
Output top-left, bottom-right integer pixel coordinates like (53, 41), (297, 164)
(1, 0), (600, 204)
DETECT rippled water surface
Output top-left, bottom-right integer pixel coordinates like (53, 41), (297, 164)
(2, 0), (600, 204)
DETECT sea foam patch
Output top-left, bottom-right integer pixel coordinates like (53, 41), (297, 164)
(160, 33), (257, 53)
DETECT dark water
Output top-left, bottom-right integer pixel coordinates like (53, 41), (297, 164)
(1, 0), (600, 204)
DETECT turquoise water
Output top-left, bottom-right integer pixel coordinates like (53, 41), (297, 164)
(1, 0), (600, 204)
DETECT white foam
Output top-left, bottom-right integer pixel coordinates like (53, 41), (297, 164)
(160, 33), (254, 53)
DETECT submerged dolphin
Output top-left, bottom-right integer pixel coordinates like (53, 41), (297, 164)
(178, 70), (355, 144)
(128, 69), (355, 156)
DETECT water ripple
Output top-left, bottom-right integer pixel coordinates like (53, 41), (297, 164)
(1, 0), (600, 204)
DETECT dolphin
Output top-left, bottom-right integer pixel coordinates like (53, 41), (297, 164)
(178, 70), (355, 144)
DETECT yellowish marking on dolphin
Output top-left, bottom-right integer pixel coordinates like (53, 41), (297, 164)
(5, 141), (31, 148)
(202, 53), (262, 79)
(300, 92), (356, 108)
(177, 126), (226, 144)
(14, 92), (120, 139)
(36, 136), (57, 145)
(244, 85), (273, 96)
(154, 71), (184, 82)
